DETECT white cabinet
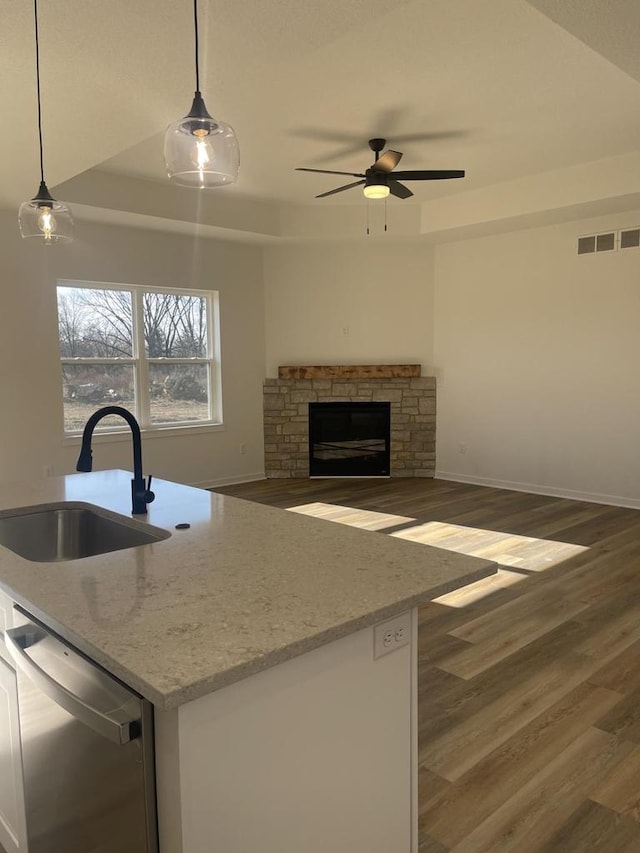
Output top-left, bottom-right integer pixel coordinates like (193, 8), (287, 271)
(0, 589), (13, 665)
(0, 591), (27, 853)
(0, 655), (27, 852)
(156, 610), (418, 853)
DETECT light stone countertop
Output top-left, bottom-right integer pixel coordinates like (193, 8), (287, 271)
(0, 470), (496, 710)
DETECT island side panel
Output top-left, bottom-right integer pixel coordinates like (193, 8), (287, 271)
(154, 708), (183, 853)
(168, 611), (417, 853)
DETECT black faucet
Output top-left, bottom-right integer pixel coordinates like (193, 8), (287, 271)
(76, 406), (155, 515)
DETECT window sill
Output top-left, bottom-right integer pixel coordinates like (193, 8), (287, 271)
(62, 422), (225, 446)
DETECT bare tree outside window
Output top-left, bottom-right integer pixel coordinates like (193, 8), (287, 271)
(57, 284), (220, 433)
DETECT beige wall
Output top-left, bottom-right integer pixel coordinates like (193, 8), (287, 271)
(263, 241), (435, 376)
(434, 210), (640, 506)
(5, 201), (640, 506)
(0, 213), (265, 487)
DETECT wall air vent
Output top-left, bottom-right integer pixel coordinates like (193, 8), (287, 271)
(577, 236), (596, 255)
(577, 228), (640, 254)
(596, 232), (616, 252)
(577, 231), (616, 254)
(620, 228), (640, 249)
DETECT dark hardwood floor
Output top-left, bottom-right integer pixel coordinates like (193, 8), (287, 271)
(216, 477), (640, 852)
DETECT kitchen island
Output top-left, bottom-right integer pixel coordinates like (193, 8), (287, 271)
(0, 470), (496, 853)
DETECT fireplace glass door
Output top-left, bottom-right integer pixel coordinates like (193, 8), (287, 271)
(308, 402), (391, 477)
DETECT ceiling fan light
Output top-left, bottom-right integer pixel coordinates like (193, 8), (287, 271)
(363, 184), (390, 200)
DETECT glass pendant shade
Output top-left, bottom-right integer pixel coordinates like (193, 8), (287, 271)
(18, 181), (74, 243)
(164, 93), (239, 188)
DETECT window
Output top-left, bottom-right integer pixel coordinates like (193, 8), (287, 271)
(57, 281), (221, 434)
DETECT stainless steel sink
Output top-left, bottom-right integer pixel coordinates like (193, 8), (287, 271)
(0, 502), (170, 562)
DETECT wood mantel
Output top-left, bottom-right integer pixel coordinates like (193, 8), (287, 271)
(278, 364), (421, 380)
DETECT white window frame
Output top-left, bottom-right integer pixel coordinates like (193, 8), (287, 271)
(57, 279), (223, 437)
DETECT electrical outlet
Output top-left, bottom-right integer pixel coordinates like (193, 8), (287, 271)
(240, 443), (247, 455)
(458, 442), (467, 455)
(43, 465), (54, 478)
(373, 613), (411, 659)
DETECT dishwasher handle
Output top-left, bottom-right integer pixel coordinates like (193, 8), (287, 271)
(5, 624), (140, 746)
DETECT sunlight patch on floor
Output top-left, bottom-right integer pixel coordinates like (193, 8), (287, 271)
(391, 521), (589, 573)
(432, 569), (526, 608)
(286, 502), (415, 531)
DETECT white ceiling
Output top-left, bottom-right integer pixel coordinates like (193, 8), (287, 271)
(4, 0), (640, 238)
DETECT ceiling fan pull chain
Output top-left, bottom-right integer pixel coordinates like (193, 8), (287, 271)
(366, 200), (370, 236)
(384, 197), (388, 233)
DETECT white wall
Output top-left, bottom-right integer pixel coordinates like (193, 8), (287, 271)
(434, 210), (640, 506)
(263, 214), (640, 506)
(263, 241), (435, 376)
(0, 213), (265, 487)
(9, 199), (638, 505)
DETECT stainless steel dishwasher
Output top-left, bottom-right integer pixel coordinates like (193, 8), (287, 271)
(5, 608), (158, 853)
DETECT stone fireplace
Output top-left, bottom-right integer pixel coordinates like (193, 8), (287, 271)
(263, 365), (436, 478)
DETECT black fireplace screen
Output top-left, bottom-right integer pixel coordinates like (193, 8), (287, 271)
(308, 402), (391, 477)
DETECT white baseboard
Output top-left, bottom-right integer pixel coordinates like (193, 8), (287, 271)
(193, 472), (266, 490)
(435, 470), (640, 510)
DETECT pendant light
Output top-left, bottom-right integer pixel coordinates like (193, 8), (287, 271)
(18, 0), (73, 243)
(164, 0), (239, 188)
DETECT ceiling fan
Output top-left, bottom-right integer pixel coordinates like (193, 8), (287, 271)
(296, 138), (465, 200)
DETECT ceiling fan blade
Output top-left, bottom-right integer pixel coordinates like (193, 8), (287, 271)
(388, 180), (413, 200)
(374, 150), (402, 173)
(391, 170), (465, 181)
(296, 167), (365, 177)
(316, 180), (365, 199)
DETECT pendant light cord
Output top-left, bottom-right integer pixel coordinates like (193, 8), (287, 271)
(33, 0), (45, 184)
(193, 0), (200, 93)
